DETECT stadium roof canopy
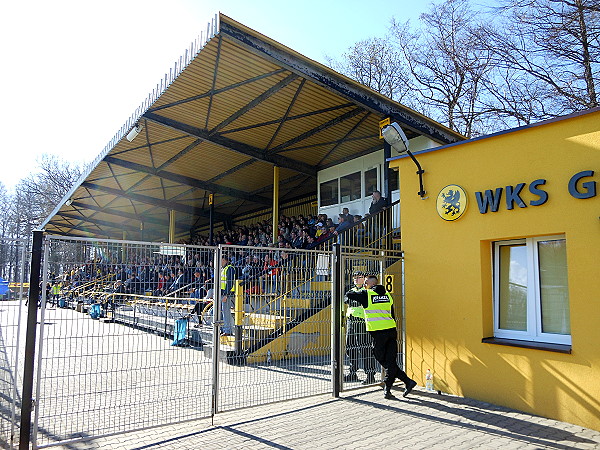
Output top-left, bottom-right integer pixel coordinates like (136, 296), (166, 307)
(41, 13), (463, 242)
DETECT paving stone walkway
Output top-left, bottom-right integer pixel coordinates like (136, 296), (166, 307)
(73, 386), (600, 450)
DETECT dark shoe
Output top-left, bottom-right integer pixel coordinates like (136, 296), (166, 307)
(344, 372), (359, 382)
(362, 374), (376, 385)
(384, 386), (395, 399)
(403, 379), (417, 397)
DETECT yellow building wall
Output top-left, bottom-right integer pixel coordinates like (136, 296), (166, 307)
(391, 110), (600, 431)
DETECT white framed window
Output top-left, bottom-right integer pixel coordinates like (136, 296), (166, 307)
(493, 235), (571, 345)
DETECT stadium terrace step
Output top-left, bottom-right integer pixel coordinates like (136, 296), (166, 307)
(310, 281), (332, 291)
(246, 313), (286, 329)
(281, 297), (312, 308)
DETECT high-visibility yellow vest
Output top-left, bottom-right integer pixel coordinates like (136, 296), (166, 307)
(364, 289), (395, 331)
(51, 284), (60, 295)
(347, 286), (366, 319)
(220, 264), (235, 292)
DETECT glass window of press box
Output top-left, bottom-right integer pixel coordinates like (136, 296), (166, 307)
(340, 172), (361, 202)
(320, 179), (339, 207)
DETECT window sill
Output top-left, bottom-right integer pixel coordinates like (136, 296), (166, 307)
(482, 337), (571, 354)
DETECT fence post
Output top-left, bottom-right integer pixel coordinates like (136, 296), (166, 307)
(19, 230), (43, 449)
(211, 246), (223, 416)
(332, 243), (342, 397)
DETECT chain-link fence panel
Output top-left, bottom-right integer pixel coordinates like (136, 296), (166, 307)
(33, 236), (216, 448)
(0, 238), (29, 450)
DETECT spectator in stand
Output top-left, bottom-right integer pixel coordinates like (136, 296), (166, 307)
(187, 269), (206, 299)
(368, 190), (389, 216)
(317, 225), (333, 244)
(260, 253), (280, 294)
(167, 268), (186, 296)
(334, 214), (353, 234)
(290, 231), (305, 249)
(341, 207), (351, 221)
(306, 235), (318, 249)
(354, 215), (365, 246)
(154, 271), (167, 297)
(333, 214), (353, 244)
(314, 222), (326, 239)
(124, 272), (142, 296)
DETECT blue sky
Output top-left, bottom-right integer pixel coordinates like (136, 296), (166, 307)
(0, 0), (434, 190)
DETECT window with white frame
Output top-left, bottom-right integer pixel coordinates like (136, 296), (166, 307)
(493, 235), (571, 345)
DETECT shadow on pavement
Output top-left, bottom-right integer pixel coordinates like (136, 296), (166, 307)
(343, 388), (596, 449)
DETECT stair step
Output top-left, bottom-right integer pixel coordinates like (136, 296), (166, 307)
(247, 313), (286, 328)
(311, 281), (332, 291)
(282, 297), (312, 308)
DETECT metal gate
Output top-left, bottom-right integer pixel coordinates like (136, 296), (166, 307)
(338, 246), (405, 387)
(17, 234), (403, 448)
(23, 235), (337, 448)
(0, 238), (29, 450)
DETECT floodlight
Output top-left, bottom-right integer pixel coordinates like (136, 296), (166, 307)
(382, 121), (427, 199)
(382, 122), (409, 154)
(126, 123), (143, 142)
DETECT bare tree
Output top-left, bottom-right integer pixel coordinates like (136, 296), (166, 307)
(327, 37), (413, 103)
(488, 0), (599, 120)
(9, 155), (82, 238)
(390, 0), (499, 137)
(329, 0), (599, 136)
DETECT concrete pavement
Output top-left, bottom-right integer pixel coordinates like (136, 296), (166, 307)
(76, 385), (600, 449)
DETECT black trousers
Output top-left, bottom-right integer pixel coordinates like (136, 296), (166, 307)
(346, 316), (377, 375)
(370, 327), (411, 388)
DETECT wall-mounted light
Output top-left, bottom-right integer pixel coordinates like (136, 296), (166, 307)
(382, 122), (427, 199)
(126, 123), (143, 142)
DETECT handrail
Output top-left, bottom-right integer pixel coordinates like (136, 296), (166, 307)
(69, 273), (115, 295)
(312, 198), (400, 250)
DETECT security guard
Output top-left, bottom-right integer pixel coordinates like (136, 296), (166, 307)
(346, 274), (417, 399)
(220, 254), (236, 336)
(50, 281), (61, 306)
(344, 271), (377, 384)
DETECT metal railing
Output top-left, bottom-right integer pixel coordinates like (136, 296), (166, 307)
(314, 200), (401, 252)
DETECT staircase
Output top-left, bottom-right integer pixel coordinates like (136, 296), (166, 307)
(204, 201), (402, 364)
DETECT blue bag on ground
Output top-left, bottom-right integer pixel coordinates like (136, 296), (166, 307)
(89, 303), (102, 319)
(172, 318), (188, 346)
(58, 298), (67, 308)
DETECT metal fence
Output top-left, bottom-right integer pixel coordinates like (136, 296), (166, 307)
(18, 235), (403, 448)
(31, 237), (217, 448)
(0, 238), (29, 450)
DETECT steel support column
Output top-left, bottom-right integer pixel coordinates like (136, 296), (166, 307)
(169, 210), (176, 243)
(272, 166), (280, 244)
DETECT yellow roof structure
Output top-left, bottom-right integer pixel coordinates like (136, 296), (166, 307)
(42, 13), (463, 241)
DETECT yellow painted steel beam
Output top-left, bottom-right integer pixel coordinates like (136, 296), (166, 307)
(169, 210), (176, 243)
(272, 166), (279, 243)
